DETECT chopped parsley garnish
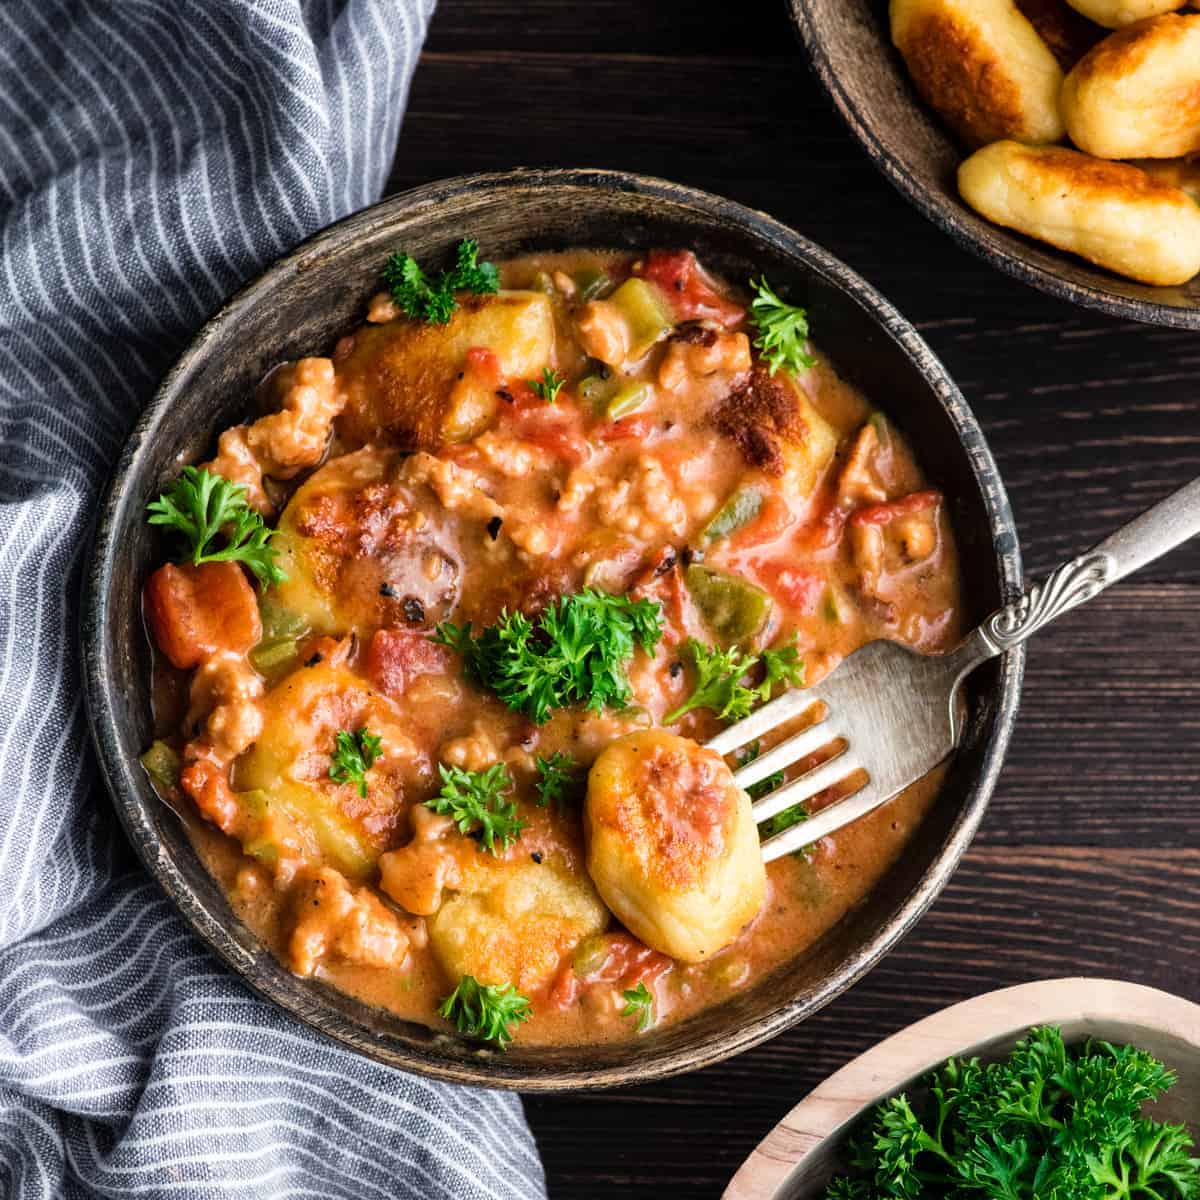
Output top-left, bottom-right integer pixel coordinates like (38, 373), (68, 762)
(329, 728), (382, 798)
(663, 635), (804, 726)
(533, 752), (579, 809)
(381, 237), (499, 325)
(438, 974), (532, 1050)
(749, 277), (816, 376)
(146, 466), (286, 587)
(425, 763), (524, 855)
(432, 590), (663, 725)
(620, 981), (655, 1033)
(827, 1025), (1200, 1200)
(737, 740), (785, 801)
(529, 366), (565, 403)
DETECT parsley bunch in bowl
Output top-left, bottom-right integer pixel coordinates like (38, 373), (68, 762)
(828, 1025), (1199, 1199)
(433, 589), (663, 724)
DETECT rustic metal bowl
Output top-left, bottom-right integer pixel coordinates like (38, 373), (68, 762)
(789, 1), (1200, 329)
(82, 169), (1023, 1090)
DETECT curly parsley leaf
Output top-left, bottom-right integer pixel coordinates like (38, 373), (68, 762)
(146, 466), (286, 588)
(736, 740), (786, 802)
(425, 762), (524, 855)
(329, 728), (382, 798)
(664, 635), (805, 726)
(621, 981), (655, 1033)
(749, 277), (816, 376)
(529, 366), (565, 403)
(432, 589), (663, 724)
(533, 752), (579, 810)
(438, 974), (531, 1050)
(382, 237), (499, 325)
(825, 1025), (1200, 1200)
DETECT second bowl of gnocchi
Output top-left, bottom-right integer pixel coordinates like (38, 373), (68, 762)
(791, 0), (1200, 327)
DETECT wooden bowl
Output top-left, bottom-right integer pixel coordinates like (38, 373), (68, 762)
(725, 977), (1200, 1198)
(789, 2), (1200, 329)
(81, 168), (1023, 1090)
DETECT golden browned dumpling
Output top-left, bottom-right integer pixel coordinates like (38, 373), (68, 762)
(336, 290), (555, 448)
(1061, 14), (1200, 159)
(1063, 0), (1186, 29)
(584, 730), (766, 963)
(890, 0), (1066, 147)
(429, 860), (609, 993)
(958, 141), (1200, 286)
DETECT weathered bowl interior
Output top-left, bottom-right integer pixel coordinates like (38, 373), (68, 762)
(82, 169), (1023, 1090)
(790, 0), (1200, 329)
(725, 978), (1200, 1199)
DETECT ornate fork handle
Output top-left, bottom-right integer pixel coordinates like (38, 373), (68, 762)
(978, 551), (1115, 653)
(955, 476), (1200, 672)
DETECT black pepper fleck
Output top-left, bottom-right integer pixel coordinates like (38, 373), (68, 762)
(496, 388), (514, 403)
(669, 661), (683, 678)
(379, 582), (397, 598)
(654, 547), (677, 576)
(305, 652), (324, 667)
(486, 515), (502, 541)
(530, 852), (543, 864)
(402, 596), (425, 624)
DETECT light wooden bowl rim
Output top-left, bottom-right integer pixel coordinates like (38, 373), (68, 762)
(724, 977), (1200, 1199)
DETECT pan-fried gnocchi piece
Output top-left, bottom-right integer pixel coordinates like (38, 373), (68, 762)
(1133, 157), (1200, 204)
(959, 141), (1200, 286)
(890, 0), (1066, 147)
(428, 861), (609, 993)
(1062, 14), (1200, 159)
(1063, 0), (1186, 29)
(584, 730), (766, 964)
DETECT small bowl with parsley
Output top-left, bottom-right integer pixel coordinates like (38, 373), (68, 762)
(725, 978), (1200, 1199)
(83, 169), (1023, 1088)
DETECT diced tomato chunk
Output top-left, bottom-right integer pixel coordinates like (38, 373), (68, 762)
(464, 346), (501, 385)
(143, 561), (261, 670)
(364, 629), (453, 700)
(726, 492), (794, 552)
(849, 490), (941, 527)
(179, 758), (241, 834)
(595, 414), (657, 442)
(755, 562), (823, 613)
(637, 250), (745, 329)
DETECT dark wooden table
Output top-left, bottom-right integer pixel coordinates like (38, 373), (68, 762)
(389, 4), (1200, 1194)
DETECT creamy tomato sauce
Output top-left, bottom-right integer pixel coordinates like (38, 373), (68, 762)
(143, 247), (963, 1047)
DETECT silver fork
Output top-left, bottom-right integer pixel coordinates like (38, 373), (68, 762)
(708, 477), (1200, 863)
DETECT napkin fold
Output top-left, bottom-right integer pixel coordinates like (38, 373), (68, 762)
(0, 2), (545, 1195)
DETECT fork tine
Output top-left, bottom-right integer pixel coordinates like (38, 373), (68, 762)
(731, 719), (834, 788)
(750, 748), (861, 823)
(704, 687), (821, 757)
(760, 777), (886, 863)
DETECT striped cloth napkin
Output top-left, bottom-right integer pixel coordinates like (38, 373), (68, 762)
(0, 2), (546, 1196)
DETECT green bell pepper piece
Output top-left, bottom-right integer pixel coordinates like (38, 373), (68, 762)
(608, 277), (673, 359)
(685, 564), (773, 641)
(606, 380), (652, 421)
(703, 486), (763, 542)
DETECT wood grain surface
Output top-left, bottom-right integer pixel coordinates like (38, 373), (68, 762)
(389, 4), (1200, 1194)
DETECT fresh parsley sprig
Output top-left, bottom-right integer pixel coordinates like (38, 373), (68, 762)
(329, 728), (382, 798)
(621, 981), (655, 1033)
(737, 740), (786, 801)
(438, 974), (532, 1050)
(381, 237), (500, 325)
(664, 636), (805, 726)
(534, 752), (579, 809)
(827, 1026), (1200, 1200)
(749, 277), (816, 376)
(425, 762), (524, 855)
(432, 590), (664, 725)
(146, 466), (286, 587)
(529, 366), (565, 403)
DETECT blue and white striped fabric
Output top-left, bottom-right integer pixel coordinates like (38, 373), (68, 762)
(0, 2), (547, 1196)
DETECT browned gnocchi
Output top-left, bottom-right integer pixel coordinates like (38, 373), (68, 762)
(1061, 13), (1200, 160)
(958, 140), (1200, 285)
(890, 0), (1067, 147)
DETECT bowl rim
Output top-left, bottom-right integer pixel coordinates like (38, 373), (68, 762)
(723, 977), (1200, 1199)
(82, 167), (1025, 1090)
(787, 1), (1200, 332)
